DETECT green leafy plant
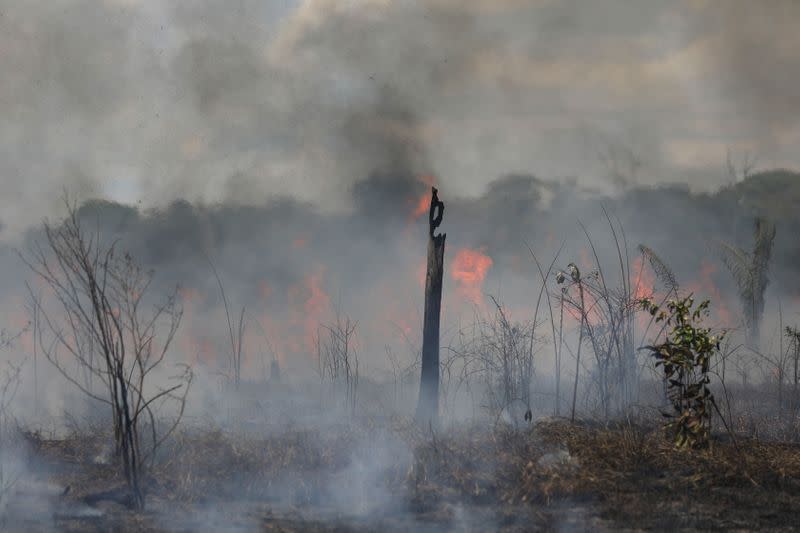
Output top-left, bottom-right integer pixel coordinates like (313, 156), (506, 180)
(639, 296), (723, 449)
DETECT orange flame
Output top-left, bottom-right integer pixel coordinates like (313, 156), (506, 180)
(304, 268), (331, 319)
(686, 259), (732, 325)
(287, 265), (332, 357)
(451, 247), (493, 305)
(411, 195), (430, 220)
(409, 175), (438, 221)
(631, 256), (656, 301)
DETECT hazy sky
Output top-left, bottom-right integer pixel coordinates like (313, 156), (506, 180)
(1, 0), (799, 236)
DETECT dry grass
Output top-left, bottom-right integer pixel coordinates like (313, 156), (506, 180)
(152, 420), (409, 504)
(409, 418), (800, 529)
(18, 416), (800, 530)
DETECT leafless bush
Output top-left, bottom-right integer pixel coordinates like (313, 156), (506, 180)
(316, 312), (359, 415)
(747, 304), (795, 417)
(444, 297), (541, 423)
(384, 345), (418, 413)
(23, 200), (192, 510)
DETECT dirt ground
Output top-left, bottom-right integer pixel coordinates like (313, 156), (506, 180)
(4, 418), (800, 532)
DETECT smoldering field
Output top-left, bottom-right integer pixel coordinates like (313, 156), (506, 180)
(4, 0), (800, 530)
(0, 171), (799, 531)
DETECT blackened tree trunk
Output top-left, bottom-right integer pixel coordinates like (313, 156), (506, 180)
(416, 187), (446, 425)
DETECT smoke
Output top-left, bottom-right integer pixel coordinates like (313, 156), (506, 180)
(5, 2), (800, 529)
(686, 1), (800, 151)
(1, 1), (800, 236)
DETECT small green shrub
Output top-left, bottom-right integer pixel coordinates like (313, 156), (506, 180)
(639, 296), (723, 449)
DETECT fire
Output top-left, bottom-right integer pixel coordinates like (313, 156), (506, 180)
(304, 267), (331, 319)
(260, 269), (335, 370)
(287, 265), (332, 357)
(686, 259), (732, 325)
(409, 175), (438, 221)
(631, 256), (656, 301)
(451, 247), (493, 305)
(411, 195), (430, 220)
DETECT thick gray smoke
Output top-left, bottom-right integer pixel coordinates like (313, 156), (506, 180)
(2, 1), (800, 236)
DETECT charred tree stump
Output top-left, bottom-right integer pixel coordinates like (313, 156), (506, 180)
(416, 187), (446, 425)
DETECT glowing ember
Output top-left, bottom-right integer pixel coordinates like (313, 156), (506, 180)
(451, 247), (493, 304)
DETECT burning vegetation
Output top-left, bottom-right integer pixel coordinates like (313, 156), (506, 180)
(0, 173), (798, 531)
(4, 0), (800, 529)
(0, 170), (797, 531)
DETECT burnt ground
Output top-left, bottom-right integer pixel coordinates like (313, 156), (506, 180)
(4, 418), (800, 532)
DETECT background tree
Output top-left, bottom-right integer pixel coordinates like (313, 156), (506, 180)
(786, 326), (800, 415)
(720, 216), (776, 349)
